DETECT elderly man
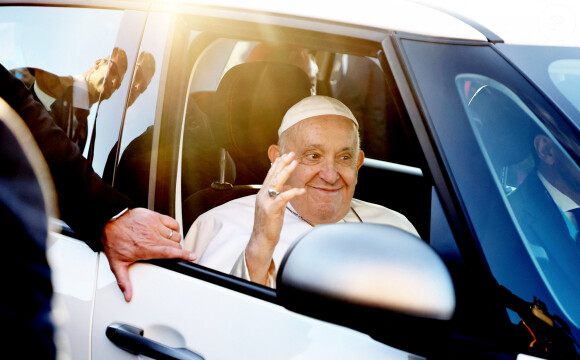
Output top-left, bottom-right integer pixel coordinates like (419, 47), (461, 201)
(184, 95), (418, 286)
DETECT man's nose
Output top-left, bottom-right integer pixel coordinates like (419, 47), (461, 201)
(318, 159), (340, 184)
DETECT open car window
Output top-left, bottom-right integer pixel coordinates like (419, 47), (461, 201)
(174, 20), (430, 286)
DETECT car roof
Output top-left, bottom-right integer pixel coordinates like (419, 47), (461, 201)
(161, 0), (489, 42)
(421, 0), (580, 48)
(164, 0), (580, 47)
(10, 0), (580, 47)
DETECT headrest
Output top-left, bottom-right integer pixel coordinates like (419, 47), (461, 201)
(467, 85), (534, 167)
(209, 61), (312, 183)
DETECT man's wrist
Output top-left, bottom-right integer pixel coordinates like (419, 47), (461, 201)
(245, 238), (275, 283)
(109, 207), (129, 222)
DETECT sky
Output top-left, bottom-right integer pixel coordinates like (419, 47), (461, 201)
(415, 0), (580, 47)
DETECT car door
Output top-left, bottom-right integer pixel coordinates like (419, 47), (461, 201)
(89, 9), (427, 360)
(1, 2), (453, 360)
(0, 3), (145, 359)
(385, 33), (580, 358)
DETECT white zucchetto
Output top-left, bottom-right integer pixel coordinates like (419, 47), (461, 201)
(278, 95), (358, 136)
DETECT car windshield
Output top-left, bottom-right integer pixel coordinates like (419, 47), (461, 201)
(497, 44), (580, 132)
(549, 59), (580, 114)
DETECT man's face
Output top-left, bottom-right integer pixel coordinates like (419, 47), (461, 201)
(537, 135), (580, 196)
(127, 63), (153, 107)
(278, 115), (364, 224)
(88, 58), (124, 101)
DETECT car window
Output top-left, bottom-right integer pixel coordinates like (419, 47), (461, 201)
(456, 74), (580, 326)
(0, 6), (138, 180)
(0, 6), (128, 173)
(495, 43), (580, 133)
(0, 6), (134, 227)
(330, 54), (397, 162)
(399, 38), (580, 354)
(175, 21), (430, 285)
(105, 13), (171, 208)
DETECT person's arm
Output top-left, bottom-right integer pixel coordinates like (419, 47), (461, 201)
(244, 152), (305, 285)
(0, 64), (195, 301)
(1, 64), (129, 248)
(231, 250), (277, 287)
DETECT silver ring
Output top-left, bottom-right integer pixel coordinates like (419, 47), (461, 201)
(168, 229), (174, 239)
(268, 188), (280, 199)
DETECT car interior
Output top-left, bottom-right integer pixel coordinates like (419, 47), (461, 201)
(160, 18), (433, 243)
(109, 22), (432, 252)
(108, 17), (434, 273)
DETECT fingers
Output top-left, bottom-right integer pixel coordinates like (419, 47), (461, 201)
(129, 208), (180, 243)
(264, 152), (301, 195)
(103, 208), (195, 302)
(158, 212), (180, 231)
(109, 260), (132, 302)
(107, 239), (195, 303)
(275, 159), (299, 190)
(276, 187), (306, 202)
(154, 210), (181, 242)
(266, 152), (296, 189)
(159, 226), (182, 243)
(257, 152), (305, 214)
(146, 246), (197, 262)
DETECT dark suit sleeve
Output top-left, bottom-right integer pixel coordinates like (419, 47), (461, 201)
(0, 118), (56, 359)
(0, 64), (133, 251)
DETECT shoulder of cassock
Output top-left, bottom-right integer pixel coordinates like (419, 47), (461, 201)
(350, 198), (420, 237)
(182, 194), (256, 258)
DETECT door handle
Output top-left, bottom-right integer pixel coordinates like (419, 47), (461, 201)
(106, 323), (204, 360)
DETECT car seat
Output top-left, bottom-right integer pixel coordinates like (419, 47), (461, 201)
(182, 61), (312, 231)
(466, 84), (535, 190)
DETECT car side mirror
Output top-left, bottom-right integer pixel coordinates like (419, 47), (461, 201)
(277, 223), (455, 356)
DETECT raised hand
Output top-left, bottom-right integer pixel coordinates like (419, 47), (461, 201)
(245, 152), (305, 284)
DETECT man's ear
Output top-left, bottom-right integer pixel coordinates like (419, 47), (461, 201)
(268, 144), (282, 163)
(93, 59), (103, 69)
(534, 134), (556, 165)
(356, 149), (365, 171)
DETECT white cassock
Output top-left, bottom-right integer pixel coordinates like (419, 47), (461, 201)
(183, 194), (419, 287)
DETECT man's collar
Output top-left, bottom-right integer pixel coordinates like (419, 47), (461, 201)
(287, 201), (354, 224)
(72, 75), (90, 110)
(33, 75), (90, 111)
(538, 171), (579, 212)
(33, 81), (56, 111)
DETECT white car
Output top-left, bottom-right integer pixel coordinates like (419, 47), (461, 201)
(2, 0), (579, 359)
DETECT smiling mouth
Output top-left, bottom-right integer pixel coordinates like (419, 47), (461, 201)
(310, 186), (343, 194)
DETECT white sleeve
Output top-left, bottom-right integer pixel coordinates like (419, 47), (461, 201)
(182, 212), (224, 263)
(231, 251), (277, 288)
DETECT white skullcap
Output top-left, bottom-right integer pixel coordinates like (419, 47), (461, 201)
(278, 95), (358, 136)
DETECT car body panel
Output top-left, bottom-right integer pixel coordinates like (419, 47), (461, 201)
(4, 0), (579, 359)
(47, 234), (99, 359)
(91, 260), (417, 359)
